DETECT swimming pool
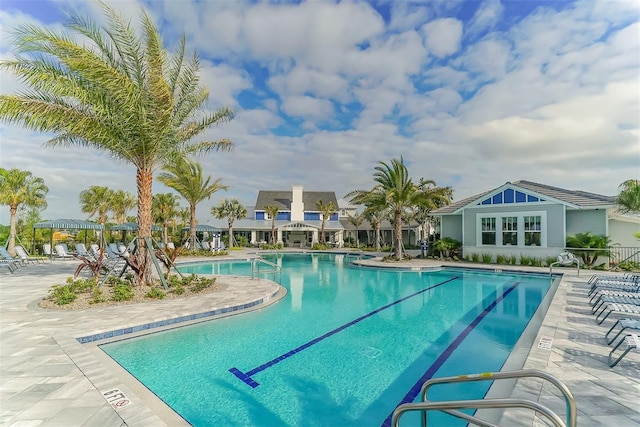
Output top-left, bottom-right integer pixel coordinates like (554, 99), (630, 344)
(101, 253), (556, 426)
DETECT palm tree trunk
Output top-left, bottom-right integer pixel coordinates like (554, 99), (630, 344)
(228, 219), (234, 249)
(136, 168), (154, 285)
(395, 210), (403, 260)
(190, 203), (197, 252)
(8, 204), (17, 256)
(375, 224), (381, 251)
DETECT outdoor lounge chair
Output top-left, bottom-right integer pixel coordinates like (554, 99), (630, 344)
(0, 259), (18, 273)
(589, 288), (640, 305)
(589, 273), (639, 285)
(14, 245), (46, 264)
(591, 295), (640, 315)
(54, 244), (74, 260)
(605, 319), (640, 345)
(608, 334), (640, 367)
(75, 243), (96, 260)
(588, 280), (640, 297)
(595, 302), (640, 325)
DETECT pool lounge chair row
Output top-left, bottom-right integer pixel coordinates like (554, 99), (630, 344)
(586, 274), (640, 367)
(1, 245), (50, 270)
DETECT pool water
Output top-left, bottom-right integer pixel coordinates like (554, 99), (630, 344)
(101, 253), (553, 426)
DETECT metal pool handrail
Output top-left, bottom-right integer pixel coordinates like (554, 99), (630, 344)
(391, 369), (576, 427)
(251, 257), (282, 284)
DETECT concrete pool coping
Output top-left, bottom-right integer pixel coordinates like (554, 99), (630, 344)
(1, 250), (638, 426)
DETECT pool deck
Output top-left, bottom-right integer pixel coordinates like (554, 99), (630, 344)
(1, 250), (638, 426)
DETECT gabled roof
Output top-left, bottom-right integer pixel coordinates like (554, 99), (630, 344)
(433, 180), (616, 215)
(255, 191), (338, 210)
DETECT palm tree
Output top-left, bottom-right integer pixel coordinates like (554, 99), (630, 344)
(346, 212), (364, 248)
(0, 168), (48, 255)
(152, 193), (180, 246)
(110, 190), (136, 225)
(347, 158), (415, 260)
(412, 178), (453, 242)
(617, 179), (640, 214)
(212, 199), (247, 250)
(79, 186), (113, 226)
(315, 200), (337, 244)
(158, 157), (227, 252)
(345, 187), (387, 252)
(566, 232), (611, 267)
(0, 3), (233, 284)
(264, 205), (280, 244)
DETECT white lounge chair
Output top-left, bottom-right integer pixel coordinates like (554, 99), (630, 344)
(608, 334), (640, 367)
(15, 245), (46, 264)
(54, 244), (74, 260)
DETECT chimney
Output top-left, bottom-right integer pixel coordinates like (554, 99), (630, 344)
(291, 185), (304, 221)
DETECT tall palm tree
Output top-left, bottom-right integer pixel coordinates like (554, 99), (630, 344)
(412, 178), (453, 242)
(315, 200), (337, 244)
(212, 199), (247, 250)
(79, 186), (113, 226)
(158, 157), (227, 252)
(617, 179), (640, 214)
(152, 193), (180, 246)
(346, 187), (387, 252)
(264, 205), (280, 244)
(0, 3), (233, 284)
(110, 190), (136, 225)
(0, 168), (48, 255)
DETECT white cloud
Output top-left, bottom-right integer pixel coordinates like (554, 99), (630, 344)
(465, 0), (504, 38)
(422, 18), (463, 58)
(280, 96), (334, 121)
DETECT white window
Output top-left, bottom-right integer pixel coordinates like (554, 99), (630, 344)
(481, 217), (496, 245)
(524, 216), (541, 246)
(477, 211), (546, 247)
(502, 217), (518, 246)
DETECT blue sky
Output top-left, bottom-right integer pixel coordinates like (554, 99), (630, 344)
(0, 0), (638, 224)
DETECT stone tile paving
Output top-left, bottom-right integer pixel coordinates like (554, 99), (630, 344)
(1, 251), (639, 426)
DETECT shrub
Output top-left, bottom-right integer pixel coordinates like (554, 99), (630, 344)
(112, 283), (134, 301)
(508, 255), (517, 265)
(90, 287), (106, 304)
(545, 257), (557, 267)
(495, 254), (507, 264)
(172, 284), (185, 295)
(145, 287), (166, 300)
(471, 253), (480, 263)
(481, 253), (492, 263)
(191, 276), (216, 293)
(68, 277), (96, 293)
(50, 285), (77, 305)
(530, 257), (543, 267)
(519, 254), (532, 266)
(312, 243), (332, 250)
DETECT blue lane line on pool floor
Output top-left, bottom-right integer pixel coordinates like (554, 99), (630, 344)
(380, 281), (520, 427)
(229, 275), (461, 388)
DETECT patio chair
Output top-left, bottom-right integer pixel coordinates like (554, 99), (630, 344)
(595, 302), (640, 325)
(202, 241), (211, 251)
(589, 273), (639, 285)
(166, 242), (175, 250)
(0, 246), (19, 263)
(90, 244), (100, 257)
(588, 280), (640, 297)
(605, 319), (640, 345)
(54, 244), (74, 260)
(0, 259), (18, 273)
(43, 244), (53, 258)
(592, 294), (640, 315)
(608, 334), (640, 367)
(75, 243), (96, 261)
(14, 245), (46, 264)
(589, 288), (640, 305)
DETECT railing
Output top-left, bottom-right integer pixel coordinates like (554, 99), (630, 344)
(251, 257), (282, 284)
(564, 246), (640, 270)
(391, 369), (576, 427)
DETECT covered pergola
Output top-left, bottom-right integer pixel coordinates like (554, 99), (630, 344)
(33, 219), (104, 257)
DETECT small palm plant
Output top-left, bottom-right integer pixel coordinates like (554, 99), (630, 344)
(566, 232), (611, 267)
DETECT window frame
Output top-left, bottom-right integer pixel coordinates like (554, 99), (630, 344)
(476, 211), (547, 247)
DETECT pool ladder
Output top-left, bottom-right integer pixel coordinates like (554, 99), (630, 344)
(391, 369), (576, 427)
(251, 257), (282, 284)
